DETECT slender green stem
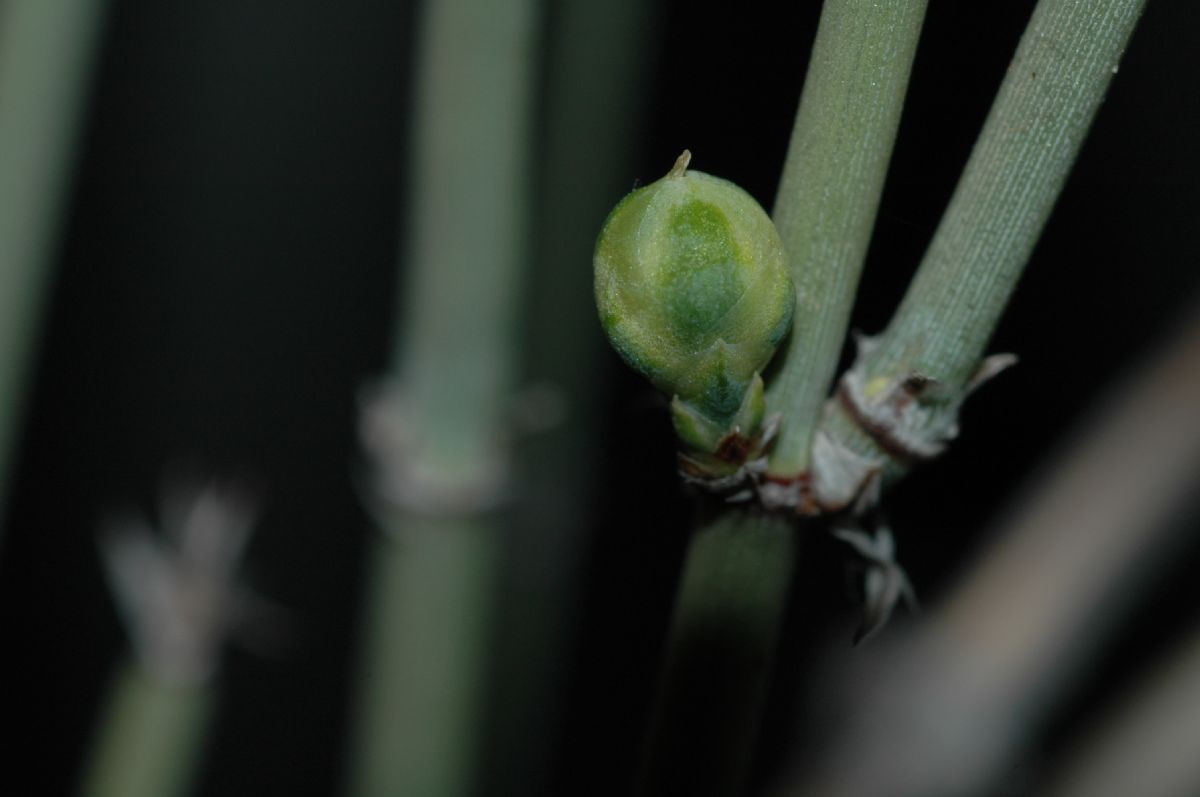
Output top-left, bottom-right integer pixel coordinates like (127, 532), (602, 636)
(636, 510), (800, 797)
(349, 0), (536, 794)
(822, 0), (1148, 473)
(0, 0), (105, 539)
(350, 518), (499, 797)
(79, 662), (212, 797)
(392, 0), (536, 486)
(765, 0), (928, 478)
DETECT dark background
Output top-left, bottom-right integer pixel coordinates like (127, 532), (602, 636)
(2, 1), (1198, 795)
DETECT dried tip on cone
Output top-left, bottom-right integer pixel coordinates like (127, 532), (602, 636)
(668, 149), (692, 178)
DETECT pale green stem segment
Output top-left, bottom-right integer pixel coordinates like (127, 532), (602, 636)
(765, 0), (929, 478)
(824, 0), (1148, 464)
(349, 518), (498, 797)
(79, 663), (212, 797)
(391, 0), (535, 485)
(636, 510), (800, 797)
(349, 0), (536, 794)
(0, 0), (106, 539)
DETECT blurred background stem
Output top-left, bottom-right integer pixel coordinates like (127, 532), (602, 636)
(347, 0), (537, 795)
(79, 663), (212, 797)
(0, 0), (106, 545)
(1042, 619), (1200, 797)
(352, 516), (498, 797)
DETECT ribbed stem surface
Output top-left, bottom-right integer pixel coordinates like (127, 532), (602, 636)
(864, 0), (1147, 400)
(765, 0), (928, 477)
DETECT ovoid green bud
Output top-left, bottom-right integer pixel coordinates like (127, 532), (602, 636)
(594, 151), (794, 464)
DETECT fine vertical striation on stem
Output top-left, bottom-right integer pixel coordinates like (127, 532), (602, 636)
(765, 0), (929, 480)
(820, 0), (1148, 484)
(0, 0), (106, 542)
(348, 0), (537, 795)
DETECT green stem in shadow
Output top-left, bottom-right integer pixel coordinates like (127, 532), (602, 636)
(79, 663), (212, 797)
(0, 0), (106, 540)
(635, 510), (800, 797)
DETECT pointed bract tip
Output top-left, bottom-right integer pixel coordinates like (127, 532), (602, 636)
(668, 149), (692, 178)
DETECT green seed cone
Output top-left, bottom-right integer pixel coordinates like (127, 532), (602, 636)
(594, 152), (794, 458)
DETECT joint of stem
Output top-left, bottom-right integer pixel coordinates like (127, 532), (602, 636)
(807, 336), (1018, 513)
(359, 380), (511, 518)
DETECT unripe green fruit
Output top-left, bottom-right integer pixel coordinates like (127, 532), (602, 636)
(594, 152), (794, 458)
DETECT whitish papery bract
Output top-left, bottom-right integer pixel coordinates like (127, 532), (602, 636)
(594, 152), (794, 457)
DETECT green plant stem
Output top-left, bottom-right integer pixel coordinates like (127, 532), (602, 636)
(79, 662), (212, 797)
(823, 0), (1148, 469)
(765, 0), (928, 478)
(348, 0), (536, 795)
(0, 0), (105, 539)
(391, 0), (535, 485)
(636, 509), (800, 797)
(350, 518), (498, 797)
